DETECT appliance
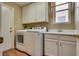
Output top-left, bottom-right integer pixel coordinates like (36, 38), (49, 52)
(16, 28), (46, 56)
(16, 30), (28, 52)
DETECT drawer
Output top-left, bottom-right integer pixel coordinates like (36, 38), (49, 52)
(45, 34), (59, 39)
(59, 35), (76, 42)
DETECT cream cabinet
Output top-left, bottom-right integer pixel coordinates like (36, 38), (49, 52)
(22, 5), (30, 23)
(22, 2), (48, 24)
(45, 39), (58, 56)
(22, 3), (36, 23)
(76, 36), (79, 56)
(44, 34), (76, 56)
(59, 41), (76, 56)
(59, 35), (76, 56)
(75, 2), (79, 30)
(45, 34), (59, 56)
(28, 3), (36, 23)
(36, 2), (48, 22)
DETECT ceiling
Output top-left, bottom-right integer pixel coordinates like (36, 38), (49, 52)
(14, 2), (31, 7)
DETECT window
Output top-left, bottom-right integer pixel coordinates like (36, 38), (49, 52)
(56, 10), (68, 23)
(50, 2), (73, 24)
(56, 2), (69, 23)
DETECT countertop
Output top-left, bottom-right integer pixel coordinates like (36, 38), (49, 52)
(17, 29), (79, 36)
(26, 30), (79, 36)
(43, 32), (79, 36)
(26, 29), (79, 36)
(43, 30), (79, 36)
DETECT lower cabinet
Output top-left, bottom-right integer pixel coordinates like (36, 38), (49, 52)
(45, 34), (76, 56)
(45, 39), (58, 56)
(59, 41), (76, 56)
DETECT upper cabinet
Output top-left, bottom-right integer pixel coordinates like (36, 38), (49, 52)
(75, 2), (79, 30)
(22, 2), (48, 24)
(22, 3), (36, 23)
(36, 2), (48, 22)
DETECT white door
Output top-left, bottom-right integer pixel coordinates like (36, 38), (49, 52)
(1, 4), (14, 51)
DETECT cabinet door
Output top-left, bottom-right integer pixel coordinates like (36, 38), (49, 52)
(22, 5), (30, 23)
(36, 2), (48, 22)
(76, 37), (79, 56)
(28, 3), (36, 23)
(22, 3), (48, 24)
(59, 41), (76, 56)
(75, 3), (79, 29)
(45, 39), (58, 56)
(22, 3), (36, 24)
